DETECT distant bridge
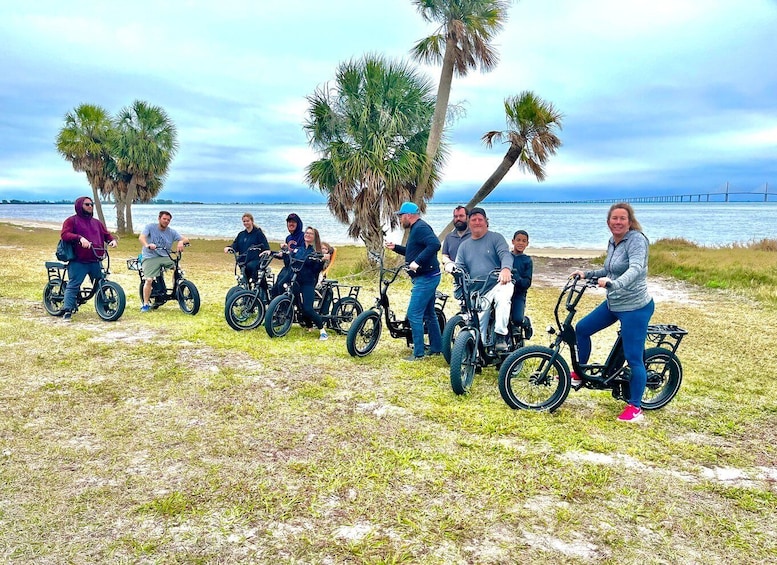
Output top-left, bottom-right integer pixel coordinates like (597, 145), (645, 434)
(563, 183), (774, 204)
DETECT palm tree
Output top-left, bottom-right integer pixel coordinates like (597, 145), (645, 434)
(304, 55), (445, 254)
(410, 0), (511, 208)
(438, 91), (563, 239)
(55, 104), (113, 225)
(110, 100), (178, 234)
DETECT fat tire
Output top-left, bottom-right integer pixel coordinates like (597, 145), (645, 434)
(265, 295), (294, 338)
(94, 281), (126, 321)
(225, 290), (265, 331)
(450, 330), (477, 395)
(225, 285), (242, 304)
(43, 279), (67, 316)
(640, 347), (683, 410)
(346, 310), (382, 357)
(331, 297), (363, 335)
(441, 314), (466, 365)
(498, 345), (570, 412)
(177, 280), (200, 315)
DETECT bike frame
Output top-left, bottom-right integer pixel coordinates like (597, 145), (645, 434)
(45, 246), (111, 305)
(229, 246), (274, 292)
(367, 251), (447, 343)
(546, 276), (687, 389)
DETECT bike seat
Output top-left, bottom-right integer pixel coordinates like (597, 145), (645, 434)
(45, 261), (67, 269)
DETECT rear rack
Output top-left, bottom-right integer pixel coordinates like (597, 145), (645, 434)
(646, 324), (688, 354)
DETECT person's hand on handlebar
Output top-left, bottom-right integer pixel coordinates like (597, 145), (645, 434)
(498, 267), (512, 285)
(570, 270), (585, 279)
(444, 261), (456, 274)
(108, 239), (118, 248)
(176, 241), (185, 252)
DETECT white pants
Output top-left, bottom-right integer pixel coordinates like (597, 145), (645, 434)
(479, 281), (513, 340)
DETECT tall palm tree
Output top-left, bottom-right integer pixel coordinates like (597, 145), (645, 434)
(110, 100), (178, 234)
(304, 55), (445, 254)
(438, 91), (563, 239)
(55, 104), (113, 225)
(410, 0), (510, 208)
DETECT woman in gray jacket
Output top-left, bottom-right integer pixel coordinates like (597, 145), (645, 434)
(571, 203), (654, 423)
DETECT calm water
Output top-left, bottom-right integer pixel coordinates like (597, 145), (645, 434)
(1, 202), (774, 250)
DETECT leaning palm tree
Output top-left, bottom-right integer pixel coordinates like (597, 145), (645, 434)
(110, 100), (178, 234)
(410, 0), (511, 208)
(438, 91), (563, 239)
(55, 104), (113, 225)
(304, 55), (445, 254)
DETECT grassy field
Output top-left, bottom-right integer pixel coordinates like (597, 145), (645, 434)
(1, 222), (776, 564)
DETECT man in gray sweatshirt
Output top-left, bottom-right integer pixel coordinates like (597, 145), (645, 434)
(447, 207), (514, 351)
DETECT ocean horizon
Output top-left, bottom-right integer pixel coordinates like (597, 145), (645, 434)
(2, 201), (774, 250)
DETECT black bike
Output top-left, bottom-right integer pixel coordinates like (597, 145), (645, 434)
(225, 246), (274, 304)
(43, 246), (126, 321)
(127, 245), (200, 315)
(346, 250), (448, 357)
(498, 275), (686, 412)
(223, 248), (275, 330)
(263, 250), (363, 338)
(447, 266), (532, 395)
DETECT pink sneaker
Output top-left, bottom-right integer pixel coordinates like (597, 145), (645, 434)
(570, 371), (582, 387)
(617, 404), (644, 423)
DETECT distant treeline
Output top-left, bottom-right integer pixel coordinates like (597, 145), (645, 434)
(2, 199), (203, 205)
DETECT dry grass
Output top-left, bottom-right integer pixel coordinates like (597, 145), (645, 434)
(1, 223), (776, 563)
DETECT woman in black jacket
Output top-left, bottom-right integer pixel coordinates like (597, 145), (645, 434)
(286, 227), (331, 341)
(223, 213), (269, 284)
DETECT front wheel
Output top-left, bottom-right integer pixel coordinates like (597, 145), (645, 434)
(441, 314), (466, 364)
(640, 347), (683, 410)
(331, 297), (363, 334)
(450, 329), (478, 395)
(498, 345), (570, 412)
(225, 290), (265, 331)
(95, 281), (126, 321)
(265, 295), (294, 337)
(43, 279), (67, 316)
(346, 310), (382, 357)
(177, 280), (200, 315)
(225, 285), (243, 304)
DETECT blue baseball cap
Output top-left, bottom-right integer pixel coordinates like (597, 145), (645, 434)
(395, 202), (420, 215)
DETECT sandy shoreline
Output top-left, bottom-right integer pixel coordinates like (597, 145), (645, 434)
(1, 218), (603, 259)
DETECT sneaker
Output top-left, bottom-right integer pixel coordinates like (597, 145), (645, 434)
(570, 371), (582, 387)
(319, 332), (328, 341)
(617, 404), (645, 423)
(62, 310), (72, 321)
(402, 355), (424, 362)
(494, 334), (509, 353)
(140, 304), (151, 313)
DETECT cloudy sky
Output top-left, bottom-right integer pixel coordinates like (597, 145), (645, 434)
(1, 0), (775, 204)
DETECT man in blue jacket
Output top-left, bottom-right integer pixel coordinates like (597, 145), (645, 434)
(386, 202), (442, 361)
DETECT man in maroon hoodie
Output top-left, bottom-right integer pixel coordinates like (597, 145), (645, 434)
(60, 196), (118, 321)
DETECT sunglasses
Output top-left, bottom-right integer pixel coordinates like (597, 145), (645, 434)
(83, 202), (94, 207)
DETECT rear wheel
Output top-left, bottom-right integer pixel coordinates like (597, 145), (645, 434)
(225, 290), (265, 331)
(177, 280), (200, 315)
(346, 310), (382, 357)
(43, 279), (67, 316)
(497, 345), (570, 412)
(94, 281), (126, 321)
(441, 314), (466, 364)
(450, 330), (477, 395)
(265, 295), (294, 337)
(331, 297), (363, 334)
(640, 347), (683, 410)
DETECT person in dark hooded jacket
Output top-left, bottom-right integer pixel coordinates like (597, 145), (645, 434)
(60, 196), (117, 321)
(272, 213), (305, 298)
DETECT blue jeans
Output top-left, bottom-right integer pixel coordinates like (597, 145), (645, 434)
(575, 299), (655, 408)
(64, 261), (103, 311)
(407, 273), (442, 358)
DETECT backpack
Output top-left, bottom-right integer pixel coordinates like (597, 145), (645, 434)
(56, 239), (77, 262)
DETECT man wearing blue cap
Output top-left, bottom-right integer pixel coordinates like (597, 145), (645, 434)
(386, 201), (443, 361)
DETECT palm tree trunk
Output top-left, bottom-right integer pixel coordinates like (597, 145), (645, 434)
(415, 37), (457, 208)
(125, 176), (138, 235)
(437, 144), (521, 240)
(115, 195), (127, 235)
